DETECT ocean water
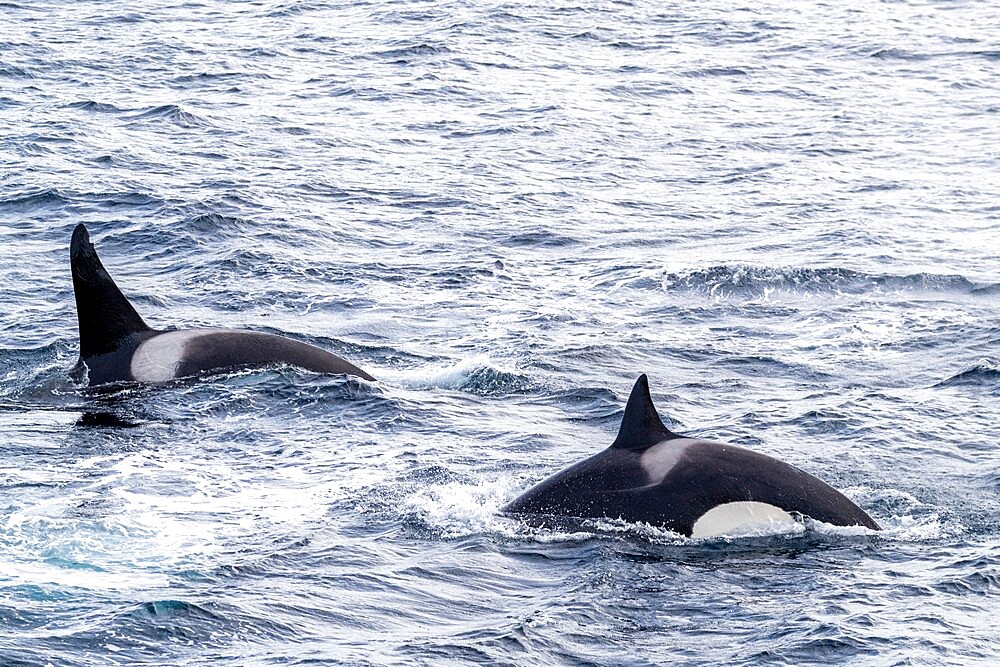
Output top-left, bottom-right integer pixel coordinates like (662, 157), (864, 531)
(1, 0), (998, 664)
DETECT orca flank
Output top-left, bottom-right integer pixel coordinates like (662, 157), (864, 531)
(503, 374), (880, 537)
(69, 223), (375, 385)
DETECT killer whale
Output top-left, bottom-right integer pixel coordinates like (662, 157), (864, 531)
(70, 223), (375, 385)
(503, 375), (880, 537)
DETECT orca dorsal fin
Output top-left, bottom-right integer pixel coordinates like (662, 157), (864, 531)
(610, 374), (678, 450)
(70, 224), (152, 358)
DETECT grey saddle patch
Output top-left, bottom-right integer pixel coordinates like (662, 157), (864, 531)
(130, 330), (216, 382)
(638, 437), (695, 486)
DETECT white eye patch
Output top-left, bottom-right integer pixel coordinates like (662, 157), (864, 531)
(691, 501), (796, 538)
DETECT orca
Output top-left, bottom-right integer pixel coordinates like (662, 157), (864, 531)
(503, 375), (880, 537)
(69, 223), (375, 386)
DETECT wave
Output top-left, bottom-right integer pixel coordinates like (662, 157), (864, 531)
(0, 61), (32, 78)
(602, 82), (693, 98)
(65, 100), (210, 128)
(932, 570), (1000, 596)
(383, 356), (532, 396)
(867, 47), (1000, 62)
(682, 67), (749, 77)
(0, 188), (68, 210)
(867, 47), (930, 61)
(322, 85), (392, 102)
(446, 126), (518, 138)
(525, 386), (622, 424)
(970, 283), (1000, 296)
(170, 71), (246, 85)
(0, 188), (164, 212)
(0, 340), (84, 406)
(501, 230), (580, 248)
(265, 1), (325, 17)
(660, 265), (980, 298)
(131, 599), (218, 620)
(180, 212), (253, 237)
(107, 599), (255, 650)
(126, 104), (208, 128)
(934, 360), (1000, 390)
(65, 99), (125, 113)
(374, 43), (452, 61)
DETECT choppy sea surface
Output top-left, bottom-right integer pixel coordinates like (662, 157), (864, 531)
(2, 1), (999, 664)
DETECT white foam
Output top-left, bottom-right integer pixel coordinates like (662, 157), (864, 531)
(404, 476), (520, 538)
(833, 485), (955, 541)
(407, 478), (673, 544)
(108, 451), (340, 557)
(0, 559), (169, 591)
(377, 354), (503, 389)
(0, 445), (349, 597)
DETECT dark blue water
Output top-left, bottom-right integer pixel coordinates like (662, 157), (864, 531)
(2, 1), (998, 664)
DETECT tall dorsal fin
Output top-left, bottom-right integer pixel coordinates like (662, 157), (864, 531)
(610, 374), (678, 449)
(70, 224), (151, 358)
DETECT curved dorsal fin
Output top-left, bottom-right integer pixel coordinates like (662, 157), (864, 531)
(70, 224), (151, 358)
(610, 374), (678, 449)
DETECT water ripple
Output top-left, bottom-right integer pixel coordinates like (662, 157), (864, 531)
(1, 0), (997, 665)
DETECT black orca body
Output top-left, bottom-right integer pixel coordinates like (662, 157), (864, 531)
(70, 223), (375, 386)
(503, 375), (879, 537)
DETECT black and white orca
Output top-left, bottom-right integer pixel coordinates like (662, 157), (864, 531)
(70, 223), (375, 386)
(503, 375), (880, 537)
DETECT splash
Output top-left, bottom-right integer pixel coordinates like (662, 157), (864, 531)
(380, 355), (532, 395)
(403, 476), (523, 538)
